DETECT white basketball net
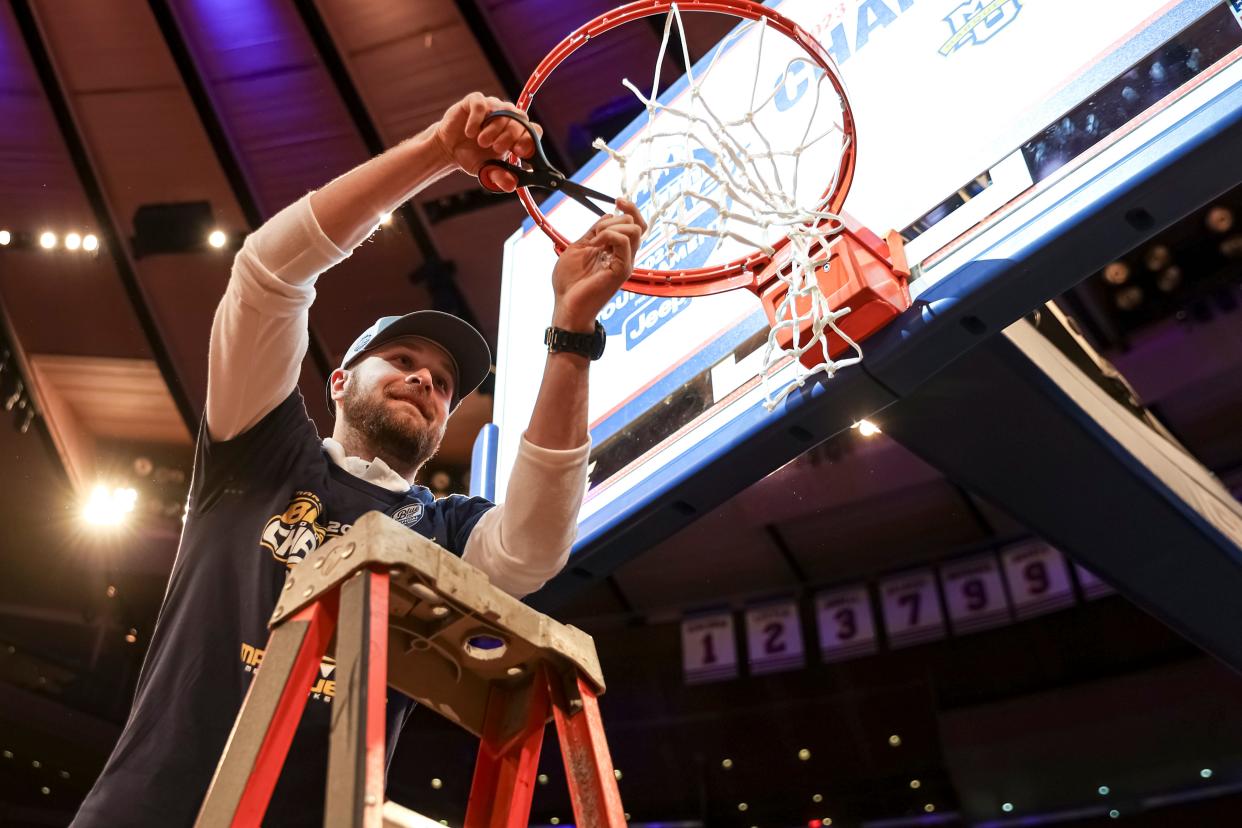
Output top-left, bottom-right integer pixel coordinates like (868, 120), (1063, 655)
(593, 4), (864, 409)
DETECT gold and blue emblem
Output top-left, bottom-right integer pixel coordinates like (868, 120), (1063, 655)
(940, 0), (1023, 57)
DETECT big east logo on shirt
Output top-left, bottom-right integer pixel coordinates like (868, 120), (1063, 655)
(260, 491), (328, 566)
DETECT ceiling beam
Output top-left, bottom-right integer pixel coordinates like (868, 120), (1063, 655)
(145, 0), (334, 384)
(0, 298), (70, 487)
(9, 0), (197, 433)
(291, 0), (486, 331)
(763, 523), (809, 584)
(290, 0), (439, 261)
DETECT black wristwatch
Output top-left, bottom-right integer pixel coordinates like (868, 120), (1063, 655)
(544, 320), (606, 360)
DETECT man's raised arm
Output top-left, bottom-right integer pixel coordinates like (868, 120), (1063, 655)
(206, 93), (534, 440)
(462, 203), (647, 598)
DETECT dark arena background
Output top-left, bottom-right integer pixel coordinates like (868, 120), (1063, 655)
(2, 0), (1242, 826)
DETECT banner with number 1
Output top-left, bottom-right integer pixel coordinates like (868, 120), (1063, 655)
(681, 612), (738, 684)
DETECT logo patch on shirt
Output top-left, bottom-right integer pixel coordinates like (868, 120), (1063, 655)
(241, 642), (336, 702)
(391, 502), (424, 528)
(260, 491), (328, 567)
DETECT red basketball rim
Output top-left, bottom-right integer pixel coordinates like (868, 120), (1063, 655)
(513, 0), (857, 297)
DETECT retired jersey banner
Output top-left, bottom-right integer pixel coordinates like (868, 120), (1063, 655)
(681, 612), (739, 684)
(879, 570), (946, 649)
(940, 553), (1012, 634)
(1074, 563), (1117, 600)
(745, 600), (806, 675)
(1001, 541), (1076, 619)
(815, 585), (878, 662)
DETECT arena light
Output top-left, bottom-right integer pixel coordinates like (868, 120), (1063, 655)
(1143, 244), (1171, 271)
(1102, 261), (1130, 285)
(379, 211), (393, 225)
(1114, 286), (1144, 312)
(1206, 205), (1233, 233)
(83, 484), (138, 526)
(39, 231), (56, 250)
(0, 230), (10, 245)
(83, 234), (99, 252)
(208, 230), (227, 249)
(853, 419), (881, 437)
(65, 232), (82, 251)
(1156, 266), (1182, 293)
(1002, 802), (1014, 813)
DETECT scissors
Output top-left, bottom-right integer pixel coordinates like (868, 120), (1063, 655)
(477, 110), (615, 216)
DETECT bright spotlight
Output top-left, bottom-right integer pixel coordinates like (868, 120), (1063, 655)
(65, 233), (82, 251)
(39, 232), (57, 250)
(853, 419), (881, 437)
(83, 485), (139, 526)
(379, 212), (393, 225)
(83, 234), (99, 252)
(0, 230), (10, 245)
(208, 230), (227, 249)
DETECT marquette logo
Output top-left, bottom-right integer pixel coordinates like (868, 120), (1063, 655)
(241, 643), (336, 702)
(940, 0), (1023, 56)
(259, 491), (357, 568)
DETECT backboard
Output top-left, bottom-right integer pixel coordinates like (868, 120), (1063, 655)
(489, 0), (1242, 576)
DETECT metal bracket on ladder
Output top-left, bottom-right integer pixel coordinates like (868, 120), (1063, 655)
(193, 511), (626, 827)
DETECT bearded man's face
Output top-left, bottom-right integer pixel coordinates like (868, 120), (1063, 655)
(334, 338), (456, 473)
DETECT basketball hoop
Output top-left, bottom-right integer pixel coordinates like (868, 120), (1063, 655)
(508, 0), (911, 407)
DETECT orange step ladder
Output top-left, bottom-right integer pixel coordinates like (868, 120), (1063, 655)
(194, 511), (625, 828)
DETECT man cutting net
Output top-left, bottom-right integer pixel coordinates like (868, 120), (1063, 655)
(71, 92), (646, 828)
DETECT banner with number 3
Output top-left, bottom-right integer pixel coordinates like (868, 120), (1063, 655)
(815, 586), (878, 662)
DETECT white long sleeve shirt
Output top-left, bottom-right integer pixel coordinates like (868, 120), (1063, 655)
(205, 193), (587, 597)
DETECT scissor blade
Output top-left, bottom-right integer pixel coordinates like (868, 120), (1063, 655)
(560, 181), (614, 216)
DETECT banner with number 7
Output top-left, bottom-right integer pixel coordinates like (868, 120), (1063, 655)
(879, 569), (947, 649)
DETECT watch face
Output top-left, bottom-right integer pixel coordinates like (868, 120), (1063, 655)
(590, 320), (606, 360)
(545, 322), (606, 360)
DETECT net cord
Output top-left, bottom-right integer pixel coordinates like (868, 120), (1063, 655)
(591, 4), (863, 409)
